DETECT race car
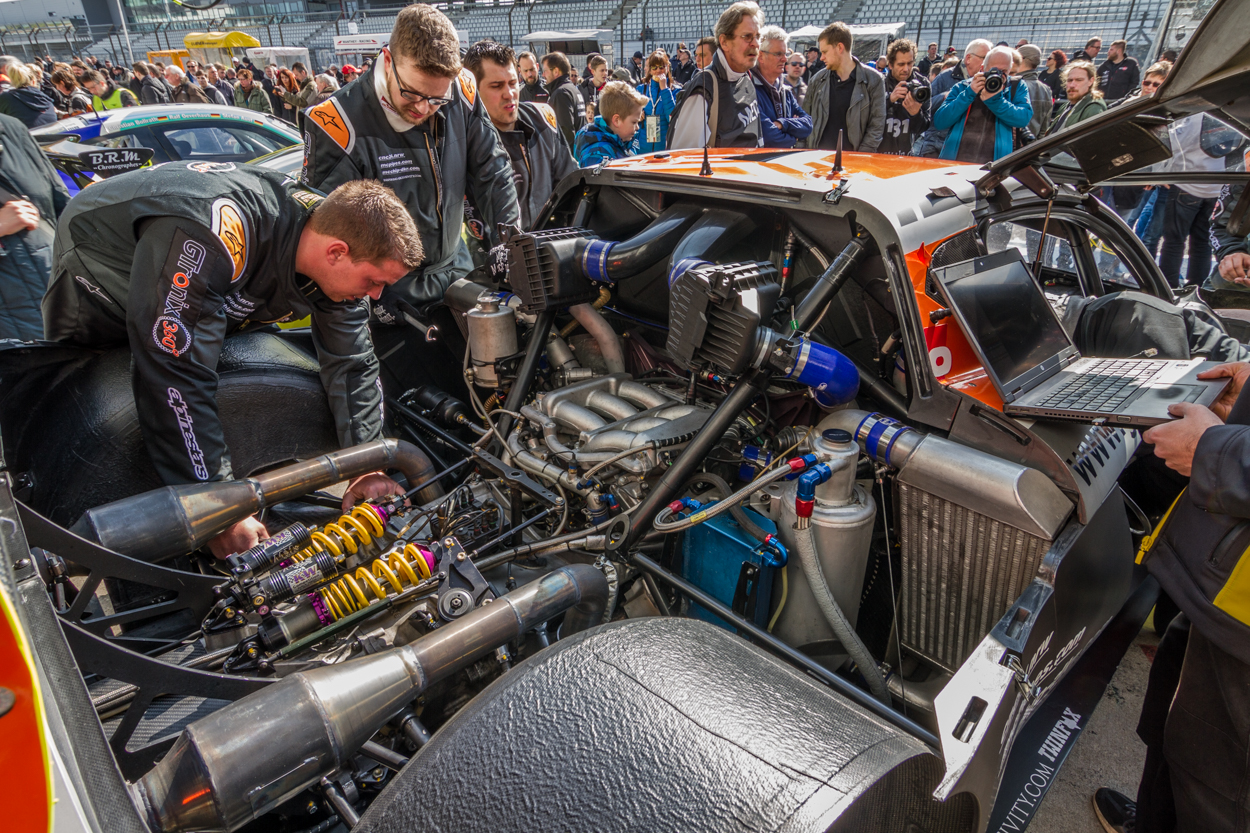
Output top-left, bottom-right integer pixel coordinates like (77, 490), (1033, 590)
(3, 5), (1249, 832)
(33, 104), (301, 194)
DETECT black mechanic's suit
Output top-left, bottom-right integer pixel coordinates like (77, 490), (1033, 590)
(43, 163), (381, 487)
(301, 64), (519, 307)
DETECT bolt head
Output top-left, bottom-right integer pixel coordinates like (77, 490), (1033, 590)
(12, 559), (29, 570)
(449, 596), (464, 609)
(456, 552), (465, 561)
(252, 595), (265, 606)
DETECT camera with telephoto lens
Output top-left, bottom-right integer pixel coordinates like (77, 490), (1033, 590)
(905, 81), (930, 103)
(982, 68), (1007, 95)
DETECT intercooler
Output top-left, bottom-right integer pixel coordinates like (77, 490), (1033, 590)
(895, 481), (1051, 673)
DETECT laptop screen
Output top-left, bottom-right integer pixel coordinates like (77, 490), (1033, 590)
(935, 249), (1075, 395)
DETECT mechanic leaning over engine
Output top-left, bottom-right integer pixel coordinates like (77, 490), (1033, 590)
(301, 3), (519, 315)
(42, 163), (422, 559)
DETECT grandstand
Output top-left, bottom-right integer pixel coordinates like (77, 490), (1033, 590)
(41, 0), (1176, 73)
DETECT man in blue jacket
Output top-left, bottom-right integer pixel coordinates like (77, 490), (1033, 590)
(752, 26), (812, 148)
(933, 45), (1031, 163)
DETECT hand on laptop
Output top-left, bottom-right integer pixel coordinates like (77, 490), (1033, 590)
(1198, 361), (1250, 421)
(1143, 402), (1223, 477)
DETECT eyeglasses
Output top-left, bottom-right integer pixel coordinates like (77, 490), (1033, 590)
(734, 32), (761, 44)
(787, 61), (805, 66)
(386, 52), (454, 106)
(761, 49), (787, 58)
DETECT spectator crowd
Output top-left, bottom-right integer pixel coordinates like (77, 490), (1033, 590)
(0, 4), (1235, 301)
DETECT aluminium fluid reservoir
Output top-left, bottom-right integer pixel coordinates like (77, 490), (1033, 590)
(466, 295), (518, 388)
(768, 429), (876, 667)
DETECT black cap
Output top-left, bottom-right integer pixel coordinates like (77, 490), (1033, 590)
(822, 429), (853, 444)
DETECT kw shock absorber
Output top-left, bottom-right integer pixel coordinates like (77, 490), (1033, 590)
(288, 503), (390, 563)
(315, 543), (439, 622)
(238, 504), (393, 611)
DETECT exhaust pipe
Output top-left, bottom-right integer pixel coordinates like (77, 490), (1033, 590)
(71, 439), (441, 561)
(132, 564), (609, 833)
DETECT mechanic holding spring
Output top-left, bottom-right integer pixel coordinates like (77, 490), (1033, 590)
(41, 164), (420, 558)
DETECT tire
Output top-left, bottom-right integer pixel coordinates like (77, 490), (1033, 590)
(14, 332), (341, 528)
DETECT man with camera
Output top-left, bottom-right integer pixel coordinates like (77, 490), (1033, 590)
(879, 38), (929, 155)
(932, 45), (1032, 163)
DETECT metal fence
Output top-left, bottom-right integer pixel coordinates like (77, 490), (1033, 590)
(0, 0), (1212, 69)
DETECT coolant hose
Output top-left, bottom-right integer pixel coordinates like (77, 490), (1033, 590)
(794, 522), (890, 704)
(568, 302), (626, 373)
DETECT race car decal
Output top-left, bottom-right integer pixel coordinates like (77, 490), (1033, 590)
(166, 387), (210, 480)
(186, 161), (237, 173)
(458, 69), (477, 106)
(535, 102), (558, 131)
(154, 231), (209, 357)
(211, 197), (250, 283)
(306, 97), (355, 154)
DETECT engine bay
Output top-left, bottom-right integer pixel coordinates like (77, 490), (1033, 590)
(21, 187), (1143, 833)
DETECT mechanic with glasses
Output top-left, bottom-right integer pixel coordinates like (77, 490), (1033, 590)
(303, 3), (518, 323)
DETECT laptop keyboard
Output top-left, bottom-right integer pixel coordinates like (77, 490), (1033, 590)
(1031, 359), (1168, 411)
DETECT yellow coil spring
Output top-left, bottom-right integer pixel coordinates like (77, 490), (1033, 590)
(289, 504), (387, 563)
(317, 543), (434, 622)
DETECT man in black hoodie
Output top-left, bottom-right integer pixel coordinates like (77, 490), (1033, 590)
(132, 62), (171, 105)
(541, 51), (585, 147)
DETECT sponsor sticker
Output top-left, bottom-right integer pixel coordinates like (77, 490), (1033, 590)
(74, 274), (114, 304)
(210, 198), (250, 283)
(535, 102), (559, 130)
(153, 232), (210, 356)
(290, 187), (324, 210)
(458, 68), (477, 106)
(377, 151), (421, 184)
(166, 387), (209, 480)
(306, 98), (355, 153)
(153, 315), (192, 357)
(186, 161), (237, 173)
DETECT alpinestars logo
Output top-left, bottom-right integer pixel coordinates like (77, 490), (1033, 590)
(154, 238), (206, 357)
(166, 387), (209, 480)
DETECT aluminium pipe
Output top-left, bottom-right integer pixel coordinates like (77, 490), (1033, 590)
(133, 564), (609, 833)
(71, 439), (440, 562)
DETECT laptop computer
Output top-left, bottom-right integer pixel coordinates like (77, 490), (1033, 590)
(932, 249), (1230, 428)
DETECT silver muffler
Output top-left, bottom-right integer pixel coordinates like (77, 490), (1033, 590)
(132, 564), (609, 833)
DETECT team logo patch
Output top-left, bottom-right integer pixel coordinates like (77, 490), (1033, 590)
(211, 198), (249, 283)
(153, 315), (192, 357)
(307, 98), (355, 153)
(458, 68), (477, 106)
(290, 187), (324, 210)
(186, 161), (236, 173)
(535, 102), (558, 131)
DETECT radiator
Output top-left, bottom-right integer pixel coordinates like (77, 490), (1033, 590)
(896, 481), (1050, 673)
